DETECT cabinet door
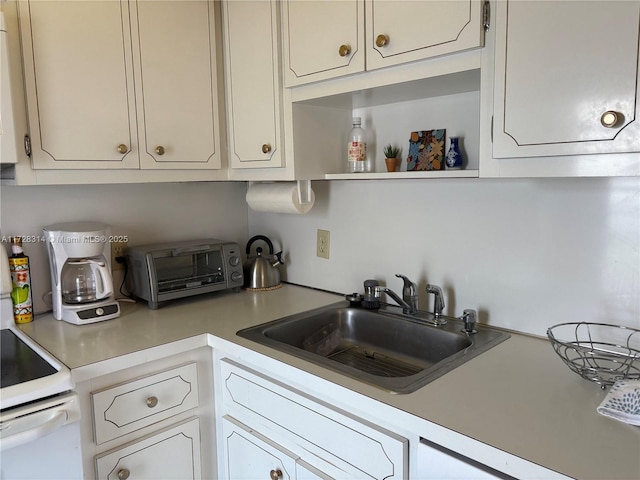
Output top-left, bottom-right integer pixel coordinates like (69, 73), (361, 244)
(134, 0), (222, 169)
(365, 0), (485, 71)
(95, 418), (201, 480)
(18, 0), (139, 169)
(222, 416), (298, 480)
(492, 0), (640, 159)
(223, 0), (283, 169)
(282, 0), (365, 86)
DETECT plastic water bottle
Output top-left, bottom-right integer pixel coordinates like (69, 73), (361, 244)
(347, 117), (371, 173)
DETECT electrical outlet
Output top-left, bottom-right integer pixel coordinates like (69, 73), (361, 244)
(317, 229), (330, 259)
(111, 241), (128, 271)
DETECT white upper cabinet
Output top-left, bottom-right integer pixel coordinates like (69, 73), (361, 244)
(492, 0), (640, 160)
(19, 1), (138, 169)
(282, 0), (485, 87)
(134, 0), (222, 170)
(222, 0), (284, 169)
(282, 0), (365, 87)
(19, 0), (222, 171)
(365, 0), (485, 71)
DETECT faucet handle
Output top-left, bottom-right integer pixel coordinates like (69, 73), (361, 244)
(395, 274), (416, 296)
(426, 284), (445, 317)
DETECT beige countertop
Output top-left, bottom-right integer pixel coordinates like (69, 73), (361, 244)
(19, 285), (640, 480)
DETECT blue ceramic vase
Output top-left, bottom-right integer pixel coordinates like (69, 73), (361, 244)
(445, 137), (463, 169)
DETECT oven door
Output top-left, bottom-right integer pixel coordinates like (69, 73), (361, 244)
(0, 392), (82, 479)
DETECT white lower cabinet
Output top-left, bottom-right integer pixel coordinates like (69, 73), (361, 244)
(76, 347), (214, 479)
(218, 358), (408, 479)
(95, 418), (202, 480)
(222, 416), (332, 480)
(415, 438), (514, 480)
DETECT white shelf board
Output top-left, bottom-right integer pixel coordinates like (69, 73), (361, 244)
(324, 170), (478, 180)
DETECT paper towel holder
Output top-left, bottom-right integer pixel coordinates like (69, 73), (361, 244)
(247, 180), (312, 205)
(296, 180), (312, 205)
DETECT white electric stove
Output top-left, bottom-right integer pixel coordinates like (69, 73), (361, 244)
(0, 242), (82, 479)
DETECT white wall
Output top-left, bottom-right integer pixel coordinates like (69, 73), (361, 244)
(0, 182), (248, 313)
(248, 177), (640, 337)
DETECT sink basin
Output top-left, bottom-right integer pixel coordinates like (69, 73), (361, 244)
(237, 301), (510, 393)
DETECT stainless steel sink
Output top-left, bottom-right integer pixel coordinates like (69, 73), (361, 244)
(237, 301), (510, 394)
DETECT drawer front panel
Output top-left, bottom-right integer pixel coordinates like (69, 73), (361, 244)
(95, 417), (201, 479)
(92, 362), (198, 444)
(220, 358), (407, 479)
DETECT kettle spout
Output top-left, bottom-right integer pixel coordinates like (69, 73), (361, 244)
(272, 251), (284, 266)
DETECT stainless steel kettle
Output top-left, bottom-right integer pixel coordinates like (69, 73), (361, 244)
(243, 235), (284, 290)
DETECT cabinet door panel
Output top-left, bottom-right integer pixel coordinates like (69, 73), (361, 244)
(493, 1), (640, 158)
(135, 0), (221, 169)
(95, 418), (201, 480)
(222, 416), (297, 480)
(283, 0), (365, 86)
(366, 0), (484, 70)
(223, 0), (283, 168)
(19, 1), (138, 169)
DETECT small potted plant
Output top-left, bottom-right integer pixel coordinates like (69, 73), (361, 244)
(383, 144), (400, 172)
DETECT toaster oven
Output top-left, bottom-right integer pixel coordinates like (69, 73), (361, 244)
(126, 239), (243, 309)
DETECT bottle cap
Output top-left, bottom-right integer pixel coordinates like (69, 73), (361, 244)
(352, 117), (361, 124)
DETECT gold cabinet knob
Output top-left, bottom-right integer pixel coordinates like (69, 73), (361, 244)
(117, 144), (128, 154)
(269, 469), (283, 480)
(146, 396), (158, 408)
(375, 34), (389, 48)
(117, 469), (130, 480)
(261, 143), (272, 154)
(338, 44), (351, 57)
(155, 146), (165, 156)
(601, 111), (621, 128)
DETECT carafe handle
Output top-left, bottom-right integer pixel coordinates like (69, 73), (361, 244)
(89, 260), (113, 299)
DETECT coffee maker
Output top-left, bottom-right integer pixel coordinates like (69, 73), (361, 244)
(43, 222), (120, 325)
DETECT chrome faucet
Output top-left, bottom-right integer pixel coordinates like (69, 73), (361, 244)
(363, 274), (418, 315)
(426, 284), (445, 318)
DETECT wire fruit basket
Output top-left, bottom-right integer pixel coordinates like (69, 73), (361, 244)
(547, 322), (640, 389)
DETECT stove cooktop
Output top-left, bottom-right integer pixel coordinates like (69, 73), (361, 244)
(1, 330), (57, 389)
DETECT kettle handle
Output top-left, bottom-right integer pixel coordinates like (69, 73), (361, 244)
(246, 235), (274, 255)
(88, 260), (114, 299)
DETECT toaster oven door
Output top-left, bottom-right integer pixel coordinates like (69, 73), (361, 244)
(153, 247), (225, 293)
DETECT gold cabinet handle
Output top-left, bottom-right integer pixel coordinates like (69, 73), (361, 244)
(117, 469), (130, 480)
(338, 44), (351, 57)
(146, 396), (158, 408)
(601, 111), (621, 128)
(262, 143), (272, 154)
(375, 34), (389, 48)
(155, 146), (165, 156)
(269, 469), (282, 480)
(117, 144), (128, 154)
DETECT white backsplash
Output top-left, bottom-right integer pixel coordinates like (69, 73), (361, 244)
(0, 182), (249, 314)
(1, 177), (637, 337)
(247, 177), (640, 337)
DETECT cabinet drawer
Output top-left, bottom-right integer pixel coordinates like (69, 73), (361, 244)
(92, 363), (198, 444)
(220, 358), (407, 479)
(95, 417), (201, 480)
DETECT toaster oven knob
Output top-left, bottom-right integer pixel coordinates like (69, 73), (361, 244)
(229, 256), (240, 267)
(231, 272), (243, 282)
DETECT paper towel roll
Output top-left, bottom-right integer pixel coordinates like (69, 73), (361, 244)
(246, 182), (315, 214)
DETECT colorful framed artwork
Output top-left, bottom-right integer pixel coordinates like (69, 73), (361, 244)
(406, 129), (446, 171)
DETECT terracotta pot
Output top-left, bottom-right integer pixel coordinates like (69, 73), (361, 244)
(384, 157), (398, 172)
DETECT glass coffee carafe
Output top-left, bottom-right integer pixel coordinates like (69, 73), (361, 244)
(61, 258), (113, 304)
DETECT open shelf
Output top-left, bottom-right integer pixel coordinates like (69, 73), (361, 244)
(325, 170), (478, 180)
